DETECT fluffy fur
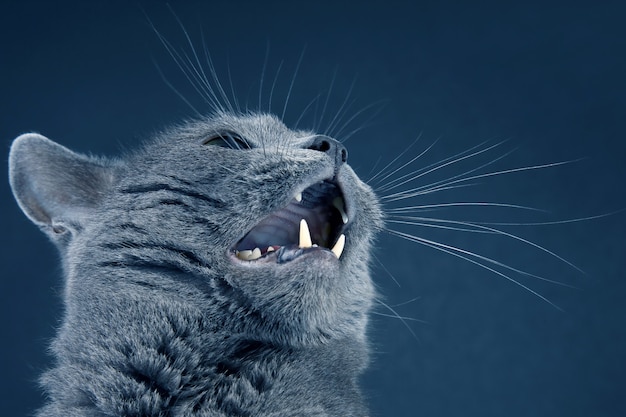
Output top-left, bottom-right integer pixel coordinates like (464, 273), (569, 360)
(9, 112), (382, 416)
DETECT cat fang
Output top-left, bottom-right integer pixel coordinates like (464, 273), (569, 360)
(232, 179), (349, 263)
(234, 219), (346, 261)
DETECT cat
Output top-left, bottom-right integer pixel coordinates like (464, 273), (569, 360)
(9, 112), (382, 416)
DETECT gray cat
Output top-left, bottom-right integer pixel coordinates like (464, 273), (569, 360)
(9, 112), (382, 416)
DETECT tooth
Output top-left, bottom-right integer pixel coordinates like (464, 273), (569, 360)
(249, 247), (262, 260)
(299, 219), (313, 248)
(331, 234), (345, 259)
(333, 196), (348, 224)
(237, 250), (252, 260)
(295, 192), (302, 202)
(267, 246), (275, 252)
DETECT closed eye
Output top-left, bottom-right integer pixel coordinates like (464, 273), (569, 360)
(203, 133), (251, 150)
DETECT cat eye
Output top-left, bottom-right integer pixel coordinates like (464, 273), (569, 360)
(203, 133), (250, 150)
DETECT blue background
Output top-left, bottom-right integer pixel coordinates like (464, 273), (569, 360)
(1, 1), (625, 416)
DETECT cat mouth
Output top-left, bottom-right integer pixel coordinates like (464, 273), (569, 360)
(231, 180), (349, 263)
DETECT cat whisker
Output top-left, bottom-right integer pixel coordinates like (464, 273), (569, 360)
(151, 58), (202, 117)
(386, 216), (581, 286)
(367, 134), (428, 185)
(333, 99), (387, 143)
(281, 47), (306, 121)
(376, 140), (508, 195)
(374, 298), (423, 341)
(370, 311), (428, 323)
(387, 202), (546, 213)
(268, 59), (285, 115)
(315, 68), (338, 133)
(372, 140), (489, 192)
(369, 135), (438, 187)
(372, 252), (401, 287)
(258, 41), (270, 113)
(388, 214), (583, 274)
(381, 183), (480, 202)
(166, 6), (228, 113)
(199, 31), (236, 114)
(382, 227), (565, 310)
(382, 148), (518, 201)
(388, 296), (423, 308)
(388, 159), (583, 203)
(144, 15), (210, 115)
(323, 77), (356, 138)
(472, 210), (625, 226)
(225, 58), (241, 114)
(294, 94), (323, 130)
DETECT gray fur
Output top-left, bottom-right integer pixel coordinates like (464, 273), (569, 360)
(9, 112), (382, 416)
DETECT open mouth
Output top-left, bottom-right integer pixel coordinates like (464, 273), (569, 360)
(232, 180), (349, 263)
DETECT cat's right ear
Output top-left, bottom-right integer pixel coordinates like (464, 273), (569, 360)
(9, 133), (114, 238)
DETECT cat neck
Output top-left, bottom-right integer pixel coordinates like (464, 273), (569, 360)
(41, 280), (370, 416)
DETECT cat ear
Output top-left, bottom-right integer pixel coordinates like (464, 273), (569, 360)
(9, 133), (114, 235)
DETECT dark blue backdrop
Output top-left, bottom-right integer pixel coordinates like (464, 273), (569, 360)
(1, 1), (625, 416)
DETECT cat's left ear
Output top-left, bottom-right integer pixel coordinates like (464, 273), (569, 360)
(9, 133), (114, 238)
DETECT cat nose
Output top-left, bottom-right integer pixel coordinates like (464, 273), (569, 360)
(307, 136), (348, 167)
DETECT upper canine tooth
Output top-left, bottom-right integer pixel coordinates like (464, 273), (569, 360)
(333, 196), (348, 224)
(331, 234), (346, 259)
(295, 192), (302, 202)
(299, 219), (313, 248)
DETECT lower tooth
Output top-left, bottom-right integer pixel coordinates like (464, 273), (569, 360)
(331, 234), (346, 259)
(237, 250), (252, 260)
(249, 247), (262, 260)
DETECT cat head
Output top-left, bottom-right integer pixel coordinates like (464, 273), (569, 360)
(9, 112), (383, 347)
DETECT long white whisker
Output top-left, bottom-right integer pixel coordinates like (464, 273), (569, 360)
(387, 218), (497, 234)
(371, 311), (428, 323)
(268, 60), (284, 114)
(324, 77), (356, 137)
(281, 47), (306, 121)
(387, 215), (584, 278)
(336, 101), (388, 143)
(374, 298), (422, 340)
(316, 68), (337, 132)
(294, 94), (322, 129)
(389, 296), (423, 308)
(402, 160), (584, 202)
(258, 41), (270, 112)
(368, 134), (431, 185)
(333, 100), (387, 142)
(168, 5), (227, 113)
(381, 147), (519, 203)
(383, 228), (564, 310)
(377, 141), (507, 195)
(200, 31), (235, 113)
(146, 15), (219, 111)
(387, 202), (546, 212)
(473, 210), (624, 226)
(372, 252), (401, 287)
(225, 57), (241, 114)
(151, 58), (202, 117)
(374, 140), (492, 193)
(381, 183), (480, 202)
